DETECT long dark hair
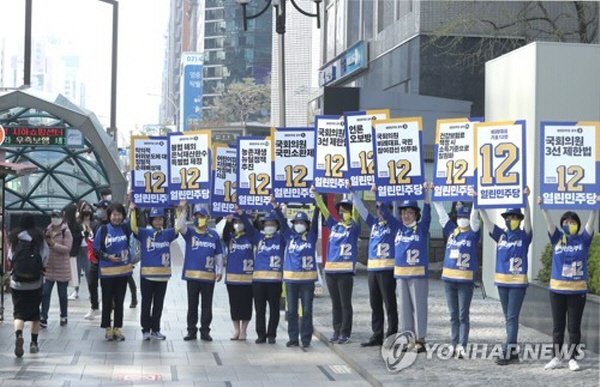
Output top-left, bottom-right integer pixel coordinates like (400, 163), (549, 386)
(77, 199), (94, 222)
(63, 203), (78, 226)
(8, 213), (45, 249)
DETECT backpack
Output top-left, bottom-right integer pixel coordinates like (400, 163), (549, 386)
(11, 240), (44, 282)
(99, 223), (141, 264)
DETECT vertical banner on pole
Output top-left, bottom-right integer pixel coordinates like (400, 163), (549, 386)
(211, 144), (238, 216)
(432, 118), (483, 202)
(345, 109), (390, 191)
(272, 127), (314, 203)
(474, 120), (526, 209)
(130, 136), (169, 207)
(180, 52), (203, 132)
(540, 121), (600, 209)
(373, 117), (425, 202)
(237, 136), (273, 210)
(167, 130), (212, 205)
(314, 115), (347, 193)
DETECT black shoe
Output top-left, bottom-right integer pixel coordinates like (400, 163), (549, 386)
(496, 354), (519, 365)
(267, 337), (276, 344)
(129, 301), (137, 308)
(302, 342), (311, 348)
(183, 333), (197, 341)
(40, 319), (48, 329)
(361, 337), (383, 347)
(200, 333), (213, 342)
(15, 336), (24, 358)
(286, 340), (299, 347)
(255, 336), (267, 344)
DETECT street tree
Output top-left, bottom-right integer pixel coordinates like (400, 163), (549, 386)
(207, 77), (270, 125)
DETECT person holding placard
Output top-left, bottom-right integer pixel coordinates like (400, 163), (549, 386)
(432, 199), (480, 359)
(178, 203), (224, 342)
(312, 186), (361, 345)
(538, 195), (599, 372)
(347, 182), (398, 347)
(130, 205), (179, 341)
(393, 183), (432, 353)
(243, 206), (286, 344)
(476, 187), (532, 365)
(223, 209), (255, 341)
(274, 202), (320, 348)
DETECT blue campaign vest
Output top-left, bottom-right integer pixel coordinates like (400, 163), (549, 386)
(94, 224), (132, 278)
(252, 232), (285, 283)
(549, 229), (592, 294)
(491, 226), (531, 288)
(225, 233), (255, 285)
(441, 222), (480, 283)
(394, 203), (431, 279)
(366, 214), (396, 272)
(182, 228), (223, 283)
(283, 230), (318, 283)
(324, 217), (361, 274)
(136, 227), (177, 280)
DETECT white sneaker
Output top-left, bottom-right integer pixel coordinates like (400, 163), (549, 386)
(68, 291), (79, 300)
(84, 309), (99, 320)
(544, 357), (562, 370)
(568, 359), (580, 371)
(142, 331), (152, 341)
(455, 345), (465, 359)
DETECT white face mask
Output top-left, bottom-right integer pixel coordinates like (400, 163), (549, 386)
(105, 195), (112, 201)
(234, 223), (245, 232)
(51, 218), (62, 226)
(404, 221), (417, 228)
(264, 226), (277, 235)
(457, 218), (470, 229)
(294, 224), (307, 234)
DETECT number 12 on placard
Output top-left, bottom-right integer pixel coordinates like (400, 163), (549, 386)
(479, 143), (519, 186)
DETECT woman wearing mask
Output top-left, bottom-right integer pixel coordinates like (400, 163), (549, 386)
(432, 200), (480, 359)
(76, 200), (94, 300)
(223, 208), (255, 341)
(64, 204), (83, 300)
(93, 202), (132, 341)
(538, 195), (599, 371)
(84, 200), (110, 321)
(41, 210), (73, 327)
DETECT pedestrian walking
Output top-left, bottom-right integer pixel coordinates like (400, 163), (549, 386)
(9, 213), (49, 357)
(64, 203), (83, 300)
(83, 199), (109, 320)
(40, 210), (73, 327)
(539, 195), (599, 371)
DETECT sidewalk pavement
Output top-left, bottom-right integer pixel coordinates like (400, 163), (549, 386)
(311, 264), (600, 387)
(0, 237), (369, 387)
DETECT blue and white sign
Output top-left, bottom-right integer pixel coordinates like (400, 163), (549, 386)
(131, 136), (169, 207)
(272, 127), (314, 203)
(319, 41), (367, 87)
(211, 144), (238, 216)
(180, 52), (203, 132)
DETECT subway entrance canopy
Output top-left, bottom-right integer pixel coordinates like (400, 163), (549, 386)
(0, 89), (126, 215)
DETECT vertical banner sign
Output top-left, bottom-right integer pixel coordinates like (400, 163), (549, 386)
(237, 136), (273, 209)
(540, 121), (600, 209)
(373, 118), (425, 202)
(314, 115), (347, 193)
(180, 52), (203, 132)
(432, 118), (483, 202)
(168, 130), (212, 204)
(211, 144), (238, 216)
(131, 136), (169, 207)
(475, 120), (526, 209)
(272, 127), (314, 203)
(345, 109), (390, 191)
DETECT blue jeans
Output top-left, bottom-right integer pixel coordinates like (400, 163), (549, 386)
(41, 280), (68, 320)
(497, 286), (526, 355)
(444, 281), (474, 347)
(286, 282), (315, 345)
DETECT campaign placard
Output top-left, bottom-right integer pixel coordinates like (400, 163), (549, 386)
(345, 109), (390, 191)
(167, 130), (211, 204)
(540, 121), (600, 209)
(474, 121), (526, 209)
(313, 115), (348, 193)
(373, 118), (425, 202)
(237, 136), (272, 209)
(272, 127), (314, 203)
(130, 136), (169, 207)
(211, 144), (238, 216)
(432, 118), (482, 201)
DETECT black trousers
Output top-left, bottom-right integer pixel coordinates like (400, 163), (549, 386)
(368, 270), (398, 339)
(140, 278), (168, 333)
(325, 272), (354, 337)
(127, 275), (138, 303)
(253, 282), (282, 339)
(87, 263), (99, 310)
(100, 276), (128, 328)
(549, 291), (586, 359)
(186, 280), (215, 335)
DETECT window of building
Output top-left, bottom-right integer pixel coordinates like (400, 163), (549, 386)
(347, 0), (361, 47)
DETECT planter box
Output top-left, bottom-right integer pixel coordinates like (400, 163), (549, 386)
(520, 281), (599, 355)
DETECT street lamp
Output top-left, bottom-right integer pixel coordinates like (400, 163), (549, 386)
(237, 0), (321, 128)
